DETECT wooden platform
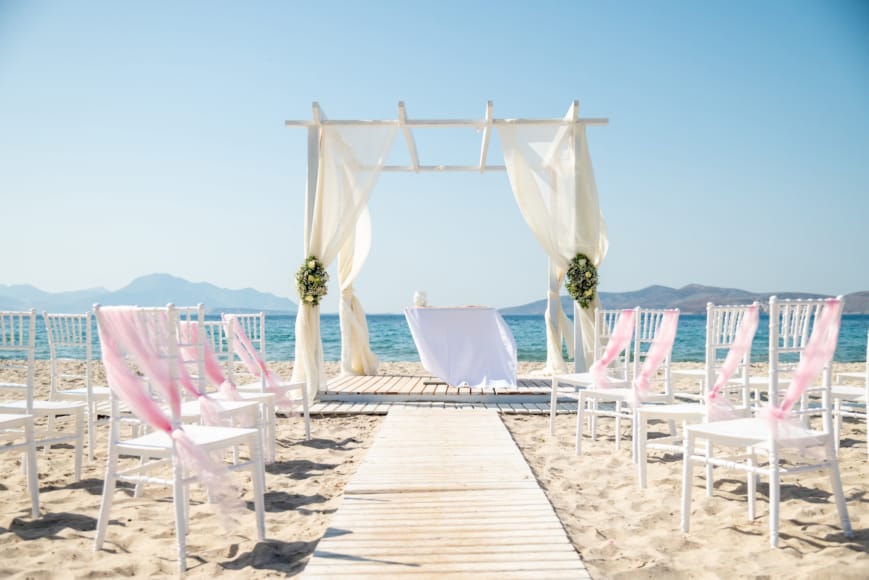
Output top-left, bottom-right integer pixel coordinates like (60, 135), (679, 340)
(322, 374), (553, 404)
(303, 406), (589, 579)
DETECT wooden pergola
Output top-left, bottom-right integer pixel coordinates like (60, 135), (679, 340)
(284, 101), (608, 401)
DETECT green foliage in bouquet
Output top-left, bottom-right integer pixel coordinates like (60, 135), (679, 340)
(296, 256), (329, 306)
(565, 253), (598, 309)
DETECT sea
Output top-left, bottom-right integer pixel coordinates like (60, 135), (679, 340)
(17, 313), (869, 364)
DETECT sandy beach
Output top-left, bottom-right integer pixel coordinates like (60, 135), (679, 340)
(0, 360), (866, 578)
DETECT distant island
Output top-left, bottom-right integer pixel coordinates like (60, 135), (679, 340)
(0, 273), (298, 314)
(500, 284), (869, 315)
(2, 276), (867, 315)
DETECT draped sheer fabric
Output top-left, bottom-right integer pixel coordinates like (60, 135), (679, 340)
(762, 298), (843, 424)
(589, 309), (636, 387)
(706, 305), (760, 421)
(498, 111), (608, 373)
(292, 125), (397, 401)
(632, 310), (679, 400)
(338, 207), (379, 375)
(96, 307), (241, 518)
(226, 315), (297, 411)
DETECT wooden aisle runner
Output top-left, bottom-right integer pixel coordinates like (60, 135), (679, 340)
(304, 406), (589, 579)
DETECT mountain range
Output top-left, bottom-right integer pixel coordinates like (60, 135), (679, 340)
(2, 276), (867, 315)
(0, 274), (299, 314)
(500, 284), (869, 315)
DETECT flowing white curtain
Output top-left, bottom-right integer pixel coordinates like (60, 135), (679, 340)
(498, 117), (608, 372)
(292, 125), (397, 401)
(338, 206), (379, 375)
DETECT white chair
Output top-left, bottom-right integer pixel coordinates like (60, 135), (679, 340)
(0, 412), (40, 517)
(223, 313), (311, 440)
(198, 318), (278, 463)
(831, 327), (868, 459)
(172, 306), (263, 434)
(93, 304), (266, 574)
(680, 296), (852, 548)
(637, 302), (759, 488)
(0, 309), (84, 481)
(576, 308), (680, 459)
(549, 308), (627, 434)
(43, 311), (113, 461)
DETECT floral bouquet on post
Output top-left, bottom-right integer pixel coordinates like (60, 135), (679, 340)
(565, 253), (598, 309)
(296, 256), (329, 306)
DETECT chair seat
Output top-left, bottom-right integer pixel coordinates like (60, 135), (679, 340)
(831, 385), (866, 402)
(639, 403), (706, 421)
(117, 424), (259, 456)
(179, 398), (260, 420)
(55, 386), (112, 399)
(235, 380), (305, 393)
(582, 386), (669, 403)
(686, 417), (827, 449)
(0, 399), (86, 415)
(0, 412), (33, 425)
(671, 368), (706, 377)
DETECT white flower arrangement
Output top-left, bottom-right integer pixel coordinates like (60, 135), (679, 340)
(565, 253), (599, 309)
(296, 255), (329, 306)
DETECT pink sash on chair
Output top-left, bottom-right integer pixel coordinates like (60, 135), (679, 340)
(174, 321), (232, 426)
(590, 309), (637, 388)
(706, 305), (760, 421)
(762, 298), (843, 425)
(224, 316), (299, 412)
(633, 310), (680, 400)
(97, 307), (242, 521)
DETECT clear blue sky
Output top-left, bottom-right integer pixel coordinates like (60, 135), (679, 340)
(1, 0), (867, 313)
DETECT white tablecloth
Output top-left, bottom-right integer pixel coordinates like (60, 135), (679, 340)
(404, 306), (517, 388)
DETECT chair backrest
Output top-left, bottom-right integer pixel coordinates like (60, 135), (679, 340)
(768, 296), (827, 407)
(222, 312), (267, 389)
(632, 308), (679, 395)
(95, 304), (186, 430)
(592, 308), (631, 379)
(0, 310), (36, 412)
(43, 312), (96, 399)
(769, 295), (843, 433)
(704, 302), (760, 404)
(173, 305), (208, 399)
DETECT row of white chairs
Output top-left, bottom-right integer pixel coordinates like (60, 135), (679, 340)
(0, 305), (311, 573)
(549, 296), (865, 548)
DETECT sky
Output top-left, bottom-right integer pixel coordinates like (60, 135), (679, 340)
(1, 0), (867, 314)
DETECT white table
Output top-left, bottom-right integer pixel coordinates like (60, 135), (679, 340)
(404, 306), (517, 388)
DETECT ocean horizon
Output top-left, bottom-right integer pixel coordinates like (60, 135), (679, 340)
(19, 313), (869, 364)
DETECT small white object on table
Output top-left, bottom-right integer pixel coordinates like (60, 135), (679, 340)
(404, 306), (517, 388)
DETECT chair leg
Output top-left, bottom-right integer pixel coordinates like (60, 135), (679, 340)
(769, 446), (780, 548)
(681, 430), (695, 533)
(173, 455), (187, 574)
(24, 418), (39, 517)
(301, 387), (311, 441)
(575, 393), (585, 455)
(614, 401), (622, 450)
(250, 433), (266, 541)
(826, 438), (853, 539)
(747, 450), (757, 521)
(94, 447), (119, 550)
(73, 409), (84, 481)
(705, 440), (714, 497)
(549, 379), (558, 435)
(637, 412), (648, 488)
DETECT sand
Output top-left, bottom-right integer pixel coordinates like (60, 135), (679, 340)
(0, 360), (866, 578)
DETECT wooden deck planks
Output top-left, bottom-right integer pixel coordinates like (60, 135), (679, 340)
(303, 407), (589, 579)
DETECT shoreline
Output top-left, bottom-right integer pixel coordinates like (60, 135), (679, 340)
(0, 361), (865, 578)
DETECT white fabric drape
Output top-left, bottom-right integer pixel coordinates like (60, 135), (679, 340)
(292, 125), (397, 402)
(498, 117), (608, 372)
(338, 206), (379, 375)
